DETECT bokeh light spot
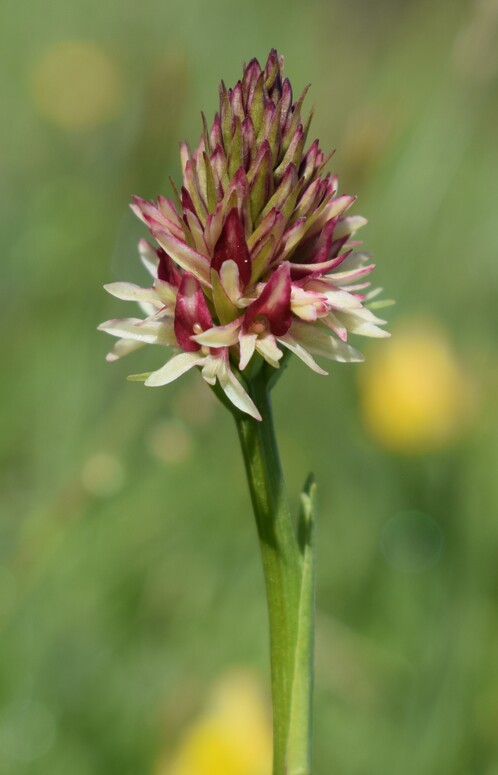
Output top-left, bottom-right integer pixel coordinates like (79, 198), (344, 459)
(158, 669), (271, 775)
(30, 40), (124, 131)
(359, 319), (475, 453)
(381, 511), (444, 573)
(172, 379), (216, 426)
(147, 420), (193, 465)
(81, 452), (125, 496)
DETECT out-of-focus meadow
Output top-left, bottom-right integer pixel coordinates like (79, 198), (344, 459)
(1, 0), (497, 772)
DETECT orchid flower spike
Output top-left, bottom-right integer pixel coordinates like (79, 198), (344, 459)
(99, 50), (390, 421)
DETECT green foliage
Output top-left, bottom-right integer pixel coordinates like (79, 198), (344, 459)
(1, 0), (497, 772)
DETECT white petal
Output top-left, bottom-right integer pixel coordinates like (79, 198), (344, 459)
(255, 334), (283, 368)
(322, 312), (348, 342)
(192, 319), (241, 348)
(322, 288), (363, 310)
(328, 265), (376, 285)
(291, 286), (327, 322)
(239, 332), (257, 370)
(217, 360), (262, 420)
(333, 215), (368, 239)
(201, 355), (221, 385)
(139, 239), (159, 277)
(98, 318), (176, 345)
(153, 279), (177, 307)
(145, 352), (205, 386)
(334, 308), (390, 338)
(106, 339), (145, 362)
(279, 334), (328, 375)
(219, 260), (242, 304)
(104, 282), (162, 306)
(290, 321), (365, 363)
(138, 301), (159, 317)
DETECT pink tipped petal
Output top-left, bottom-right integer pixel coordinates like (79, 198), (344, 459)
(155, 231), (211, 286)
(244, 262), (292, 337)
(290, 286), (328, 322)
(131, 196), (184, 240)
(322, 194), (355, 221)
(308, 218), (338, 265)
(204, 203), (225, 255)
(328, 264), (376, 285)
(174, 273), (213, 351)
(322, 312), (348, 341)
(145, 352), (206, 386)
(289, 250), (352, 279)
(157, 195), (183, 227)
(181, 186), (197, 216)
(211, 207), (251, 288)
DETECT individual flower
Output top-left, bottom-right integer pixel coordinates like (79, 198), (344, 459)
(99, 50), (389, 420)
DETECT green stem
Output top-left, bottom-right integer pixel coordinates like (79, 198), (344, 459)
(233, 371), (315, 775)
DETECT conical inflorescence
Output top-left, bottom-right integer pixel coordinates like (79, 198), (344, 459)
(99, 50), (389, 420)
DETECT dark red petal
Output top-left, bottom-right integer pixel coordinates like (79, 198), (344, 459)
(181, 187), (197, 217)
(157, 248), (181, 286)
(174, 273), (213, 352)
(211, 207), (252, 289)
(244, 263), (292, 337)
(309, 217), (338, 264)
(242, 58), (262, 105)
(290, 250), (352, 281)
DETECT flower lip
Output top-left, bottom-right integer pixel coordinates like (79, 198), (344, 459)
(244, 263), (292, 337)
(248, 316), (269, 335)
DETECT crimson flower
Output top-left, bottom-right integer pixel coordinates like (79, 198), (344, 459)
(99, 50), (389, 420)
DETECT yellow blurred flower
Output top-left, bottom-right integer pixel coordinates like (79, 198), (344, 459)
(30, 40), (124, 131)
(158, 670), (271, 775)
(359, 319), (474, 453)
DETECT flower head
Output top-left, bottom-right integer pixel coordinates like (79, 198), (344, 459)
(99, 50), (390, 420)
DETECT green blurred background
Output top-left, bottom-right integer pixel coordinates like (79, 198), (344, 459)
(1, 0), (497, 773)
